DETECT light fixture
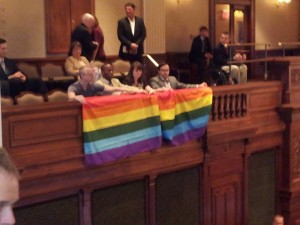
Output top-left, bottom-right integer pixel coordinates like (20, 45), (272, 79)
(276, 0), (291, 7)
(176, 0), (191, 6)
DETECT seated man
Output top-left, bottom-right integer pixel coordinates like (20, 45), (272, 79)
(96, 62), (128, 88)
(0, 147), (19, 225)
(68, 65), (141, 103)
(150, 62), (207, 90)
(0, 38), (47, 97)
(213, 31), (247, 84)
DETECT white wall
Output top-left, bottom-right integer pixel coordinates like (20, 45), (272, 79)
(0, 0), (46, 58)
(255, 0), (299, 50)
(0, 0), (299, 57)
(165, 0), (209, 52)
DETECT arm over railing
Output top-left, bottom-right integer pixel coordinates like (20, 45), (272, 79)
(225, 42), (271, 81)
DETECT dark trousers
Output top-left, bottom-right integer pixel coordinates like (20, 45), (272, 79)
(1, 77), (47, 97)
(191, 59), (207, 84)
(119, 53), (143, 64)
(0, 81), (10, 96)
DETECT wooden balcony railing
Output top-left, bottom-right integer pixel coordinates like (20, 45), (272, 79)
(211, 92), (247, 121)
(209, 84), (252, 122)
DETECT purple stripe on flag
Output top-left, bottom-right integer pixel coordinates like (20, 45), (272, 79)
(85, 136), (162, 166)
(169, 126), (207, 146)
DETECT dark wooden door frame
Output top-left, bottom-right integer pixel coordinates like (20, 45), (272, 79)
(209, 0), (256, 77)
(209, 0), (255, 59)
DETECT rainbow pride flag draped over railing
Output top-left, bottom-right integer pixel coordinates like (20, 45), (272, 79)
(82, 87), (212, 166)
(83, 94), (162, 166)
(158, 88), (212, 145)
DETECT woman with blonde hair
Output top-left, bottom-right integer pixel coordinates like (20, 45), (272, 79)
(65, 41), (89, 78)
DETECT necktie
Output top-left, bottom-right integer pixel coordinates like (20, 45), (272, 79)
(0, 59), (7, 73)
(202, 39), (205, 54)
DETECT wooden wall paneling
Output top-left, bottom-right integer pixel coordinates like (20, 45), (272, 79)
(145, 175), (157, 225)
(268, 57), (300, 104)
(279, 105), (300, 225)
(80, 189), (92, 225)
(155, 167), (201, 225)
(203, 155), (244, 225)
(248, 149), (276, 225)
(45, 0), (94, 54)
(45, 0), (72, 53)
(15, 194), (80, 225)
(8, 109), (80, 148)
(70, 0), (94, 31)
(91, 180), (146, 225)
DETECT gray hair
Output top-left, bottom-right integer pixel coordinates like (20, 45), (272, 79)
(0, 147), (19, 178)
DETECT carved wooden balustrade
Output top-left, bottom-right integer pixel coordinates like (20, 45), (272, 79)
(210, 84), (250, 122)
(211, 90), (247, 121)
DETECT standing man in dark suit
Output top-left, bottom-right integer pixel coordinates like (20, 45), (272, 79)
(189, 26), (212, 83)
(0, 38), (47, 97)
(71, 13), (98, 61)
(117, 2), (146, 63)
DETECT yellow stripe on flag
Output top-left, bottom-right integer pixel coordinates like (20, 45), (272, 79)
(83, 105), (160, 132)
(159, 94), (212, 121)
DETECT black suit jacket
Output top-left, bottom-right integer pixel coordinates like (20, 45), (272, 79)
(189, 35), (212, 63)
(71, 23), (97, 61)
(0, 58), (20, 80)
(213, 43), (235, 68)
(117, 16), (146, 61)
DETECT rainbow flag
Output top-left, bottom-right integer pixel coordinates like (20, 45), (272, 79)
(83, 94), (162, 166)
(158, 88), (212, 145)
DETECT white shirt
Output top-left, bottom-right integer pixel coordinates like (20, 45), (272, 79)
(159, 75), (172, 89)
(128, 17), (135, 35)
(0, 58), (6, 73)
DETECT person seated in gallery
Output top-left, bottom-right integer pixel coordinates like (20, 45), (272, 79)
(65, 41), (90, 78)
(213, 31), (247, 84)
(123, 61), (161, 94)
(95, 62), (128, 87)
(150, 62), (207, 90)
(68, 65), (141, 103)
(0, 38), (47, 97)
(94, 62), (140, 95)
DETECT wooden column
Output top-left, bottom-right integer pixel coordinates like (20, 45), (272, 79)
(278, 105), (300, 225)
(145, 175), (157, 225)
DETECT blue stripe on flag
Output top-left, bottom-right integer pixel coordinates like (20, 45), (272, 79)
(84, 125), (162, 155)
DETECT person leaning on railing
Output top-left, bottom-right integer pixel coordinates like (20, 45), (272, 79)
(67, 65), (143, 104)
(123, 61), (166, 94)
(150, 62), (207, 90)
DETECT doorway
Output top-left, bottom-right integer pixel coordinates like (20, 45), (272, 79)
(209, 0), (255, 74)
